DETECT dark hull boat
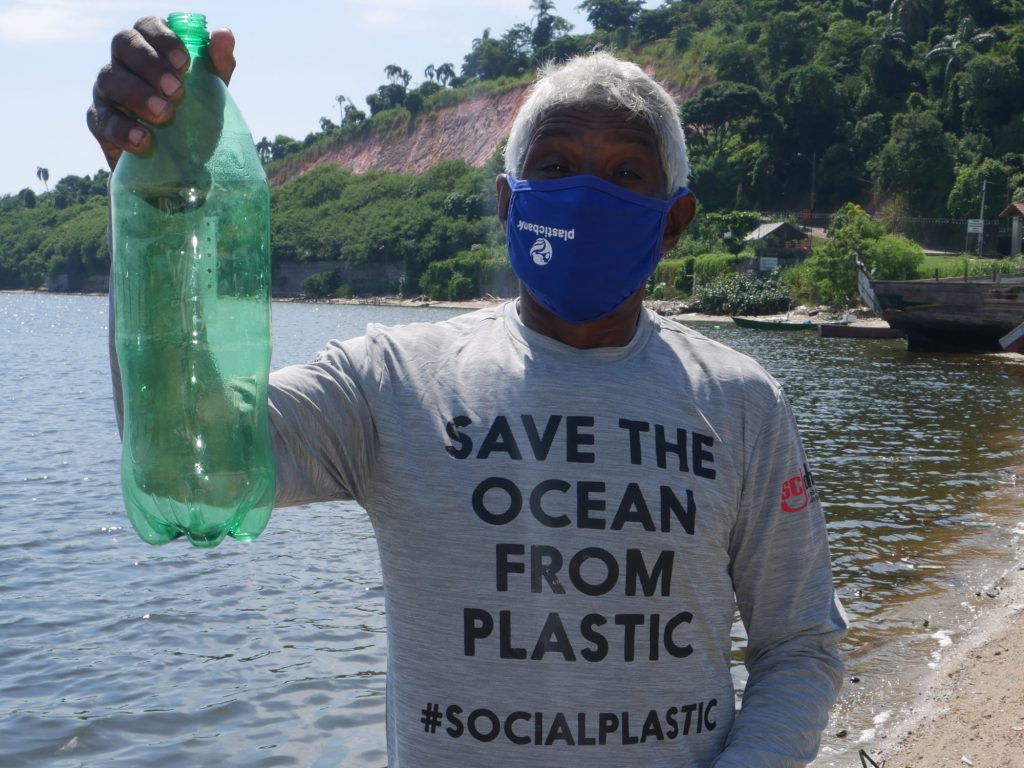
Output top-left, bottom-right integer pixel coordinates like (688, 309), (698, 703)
(857, 263), (1024, 352)
(818, 323), (904, 339)
(731, 316), (815, 331)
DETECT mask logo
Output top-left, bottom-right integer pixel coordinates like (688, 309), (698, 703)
(530, 238), (553, 266)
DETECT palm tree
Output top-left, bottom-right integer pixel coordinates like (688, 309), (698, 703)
(424, 64), (436, 83)
(888, 0), (936, 42)
(530, 0), (558, 48)
(255, 137), (272, 164)
(436, 63), (456, 88)
(925, 17), (996, 103)
(36, 166), (49, 194)
(875, 24), (910, 56)
(384, 64), (411, 88)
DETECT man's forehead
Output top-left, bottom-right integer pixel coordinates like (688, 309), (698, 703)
(529, 107), (658, 145)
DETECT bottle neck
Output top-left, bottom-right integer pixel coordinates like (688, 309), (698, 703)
(167, 12), (209, 58)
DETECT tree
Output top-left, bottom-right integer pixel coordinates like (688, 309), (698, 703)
(384, 64), (412, 88)
(771, 64), (846, 156)
(461, 26), (532, 80)
(925, 16), (996, 103)
(36, 166), (49, 195)
(710, 41), (764, 86)
(812, 18), (874, 76)
(954, 55), (1024, 134)
(341, 101), (367, 128)
(366, 83), (408, 115)
(868, 109), (955, 215)
(888, 0), (939, 42)
(256, 136), (272, 164)
(681, 82), (774, 156)
(271, 134), (302, 161)
(531, 0), (558, 48)
(760, 8), (822, 73)
(804, 203), (885, 305)
(435, 63), (457, 87)
(859, 26), (920, 118)
(576, 0), (643, 32)
(863, 235), (924, 280)
(946, 157), (1011, 219)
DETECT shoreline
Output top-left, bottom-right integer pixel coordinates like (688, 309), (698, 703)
(819, 486), (1024, 768)
(872, 534), (1024, 768)
(277, 293), (890, 327)
(0, 289), (897, 328)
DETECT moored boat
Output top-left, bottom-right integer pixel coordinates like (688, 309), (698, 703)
(732, 316), (815, 331)
(818, 323), (904, 339)
(857, 262), (1024, 352)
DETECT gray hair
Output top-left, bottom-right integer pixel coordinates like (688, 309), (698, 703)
(504, 51), (689, 196)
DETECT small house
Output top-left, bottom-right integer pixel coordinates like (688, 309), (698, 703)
(743, 221), (811, 274)
(999, 202), (1024, 258)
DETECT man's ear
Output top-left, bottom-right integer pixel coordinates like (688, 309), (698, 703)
(661, 192), (697, 255)
(496, 174), (511, 231)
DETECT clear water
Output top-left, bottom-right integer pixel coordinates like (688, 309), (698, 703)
(1, 293), (1021, 766)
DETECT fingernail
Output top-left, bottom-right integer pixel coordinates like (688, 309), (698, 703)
(147, 95), (169, 118)
(129, 127), (146, 147)
(169, 49), (188, 70)
(160, 73), (182, 98)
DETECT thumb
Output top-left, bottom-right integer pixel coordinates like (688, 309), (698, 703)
(208, 28), (237, 86)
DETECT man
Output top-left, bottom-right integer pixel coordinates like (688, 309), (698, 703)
(90, 18), (846, 767)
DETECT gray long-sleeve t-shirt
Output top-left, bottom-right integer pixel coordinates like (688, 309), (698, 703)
(263, 300), (847, 767)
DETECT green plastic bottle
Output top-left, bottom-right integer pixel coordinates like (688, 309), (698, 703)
(111, 12), (274, 547)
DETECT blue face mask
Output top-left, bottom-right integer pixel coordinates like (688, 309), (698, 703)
(505, 173), (689, 324)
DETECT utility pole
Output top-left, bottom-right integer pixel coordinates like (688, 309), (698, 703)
(810, 151), (816, 212)
(978, 179), (988, 256)
(796, 152), (816, 213)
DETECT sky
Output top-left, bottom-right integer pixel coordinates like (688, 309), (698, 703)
(0, 0), (613, 197)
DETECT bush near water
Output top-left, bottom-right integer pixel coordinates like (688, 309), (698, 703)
(6, 0), (1024, 308)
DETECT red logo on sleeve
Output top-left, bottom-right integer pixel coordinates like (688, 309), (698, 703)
(780, 464), (817, 513)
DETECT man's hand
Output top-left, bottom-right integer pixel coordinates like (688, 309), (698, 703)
(87, 16), (236, 170)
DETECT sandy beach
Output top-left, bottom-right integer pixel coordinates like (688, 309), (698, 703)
(869, 548), (1024, 768)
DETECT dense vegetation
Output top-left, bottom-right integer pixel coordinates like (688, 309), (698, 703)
(4, 0), (1024, 307)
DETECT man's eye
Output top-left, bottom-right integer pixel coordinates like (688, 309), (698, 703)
(542, 163), (571, 174)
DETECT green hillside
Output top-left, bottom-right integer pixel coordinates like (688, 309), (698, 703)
(4, 0), (1023, 297)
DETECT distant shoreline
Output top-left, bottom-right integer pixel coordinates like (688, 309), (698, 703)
(4, 288), (894, 328)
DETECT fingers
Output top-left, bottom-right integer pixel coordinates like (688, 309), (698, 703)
(88, 16), (189, 168)
(87, 16), (238, 170)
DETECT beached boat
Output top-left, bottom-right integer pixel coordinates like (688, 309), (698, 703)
(732, 316), (815, 331)
(857, 262), (1024, 352)
(818, 323), (904, 339)
(1000, 320), (1024, 353)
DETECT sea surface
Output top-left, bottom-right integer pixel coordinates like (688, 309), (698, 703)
(1, 292), (1022, 767)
